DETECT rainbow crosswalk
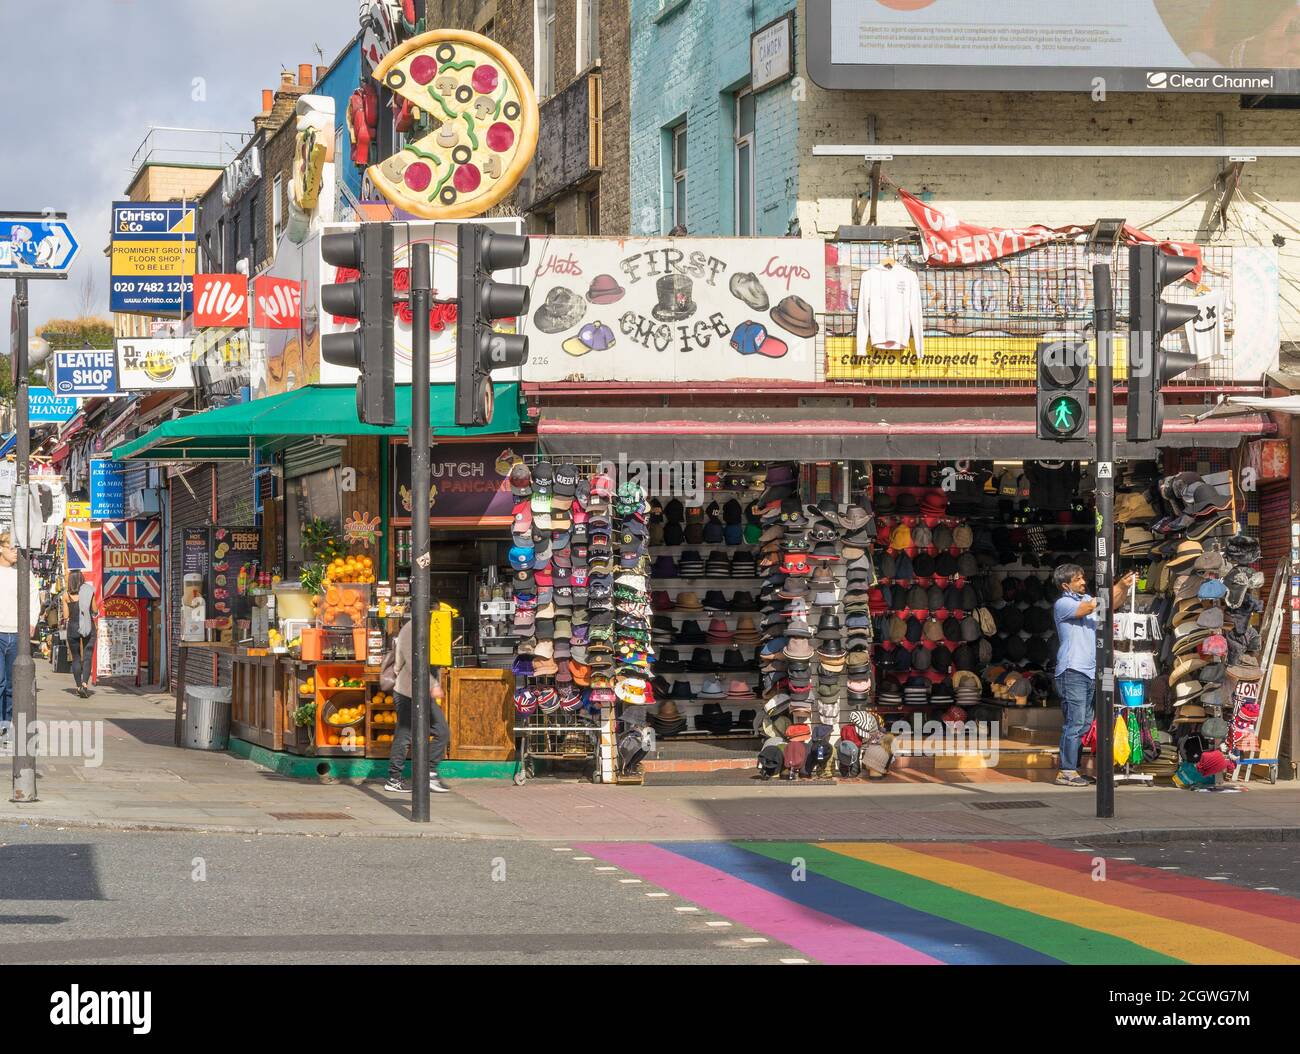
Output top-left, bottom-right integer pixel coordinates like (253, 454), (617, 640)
(576, 841), (1300, 965)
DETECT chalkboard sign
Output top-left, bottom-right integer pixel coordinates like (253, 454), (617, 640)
(181, 527), (209, 641)
(210, 526), (262, 624)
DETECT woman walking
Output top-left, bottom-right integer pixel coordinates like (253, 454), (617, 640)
(61, 570), (97, 698)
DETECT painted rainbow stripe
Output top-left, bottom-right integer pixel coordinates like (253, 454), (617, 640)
(575, 840), (1300, 966)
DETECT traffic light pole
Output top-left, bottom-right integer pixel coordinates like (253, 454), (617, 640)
(409, 241), (431, 823)
(1092, 263), (1115, 820)
(10, 278), (37, 803)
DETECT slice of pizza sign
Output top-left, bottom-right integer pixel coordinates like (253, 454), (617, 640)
(370, 30), (539, 219)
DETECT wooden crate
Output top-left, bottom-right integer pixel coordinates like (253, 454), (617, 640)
(230, 651), (285, 751)
(447, 667), (515, 761)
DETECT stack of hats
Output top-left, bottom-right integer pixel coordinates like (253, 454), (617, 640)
(869, 477), (998, 707)
(612, 480), (656, 726)
(752, 462), (879, 778)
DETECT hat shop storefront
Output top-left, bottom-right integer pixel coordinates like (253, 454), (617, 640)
(507, 237), (1290, 787)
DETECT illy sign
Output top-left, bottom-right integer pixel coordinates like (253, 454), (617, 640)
(193, 274), (249, 327)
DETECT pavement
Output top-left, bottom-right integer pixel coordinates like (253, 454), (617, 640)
(3, 663), (1299, 843)
(1, 826), (1296, 965)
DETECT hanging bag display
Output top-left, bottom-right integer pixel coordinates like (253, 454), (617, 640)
(1112, 715), (1131, 765)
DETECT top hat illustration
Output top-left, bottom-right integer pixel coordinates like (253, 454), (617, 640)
(729, 271), (769, 311)
(586, 274), (626, 304)
(533, 287), (587, 333)
(651, 274), (697, 322)
(770, 295), (819, 338)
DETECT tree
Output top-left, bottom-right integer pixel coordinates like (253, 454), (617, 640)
(36, 317), (114, 350)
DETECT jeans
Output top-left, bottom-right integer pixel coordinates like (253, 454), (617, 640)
(387, 690), (449, 782)
(1055, 668), (1094, 772)
(0, 632), (16, 725)
(67, 632), (92, 689)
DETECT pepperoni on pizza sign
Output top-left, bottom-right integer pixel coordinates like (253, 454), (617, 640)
(368, 30), (539, 220)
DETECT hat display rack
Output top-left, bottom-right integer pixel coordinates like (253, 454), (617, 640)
(868, 461), (1072, 720)
(748, 462), (877, 779)
(971, 463), (1096, 709)
(1113, 463), (1268, 786)
(507, 456), (654, 782)
(646, 470), (768, 738)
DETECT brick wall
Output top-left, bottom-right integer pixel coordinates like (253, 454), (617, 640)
(790, 0), (1300, 338)
(426, 0), (630, 234)
(126, 165), (222, 203)
(263, 119), (296, 272)
(628, 0), (798, 237)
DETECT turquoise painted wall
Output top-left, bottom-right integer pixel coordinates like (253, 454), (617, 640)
(630, 0), (799, 237)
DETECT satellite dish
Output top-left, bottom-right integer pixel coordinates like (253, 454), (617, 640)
(27, 336), (51, 365)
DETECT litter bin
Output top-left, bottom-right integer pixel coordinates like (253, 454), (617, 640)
(182, 684), (232, 750)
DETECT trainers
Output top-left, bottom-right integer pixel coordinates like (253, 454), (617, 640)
(1055, 770), (1089, 787)
(429, 776), (450, 793)
(384, 778), (411, 792)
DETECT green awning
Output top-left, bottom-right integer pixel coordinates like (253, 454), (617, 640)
(112, 383), (522, 461)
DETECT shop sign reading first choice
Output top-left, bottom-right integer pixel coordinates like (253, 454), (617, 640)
(110, 202), (197, 314)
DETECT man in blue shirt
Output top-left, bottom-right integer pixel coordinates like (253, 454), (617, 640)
(1052, 563), (1135, 787)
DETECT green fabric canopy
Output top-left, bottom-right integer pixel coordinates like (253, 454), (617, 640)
(111, 383), (521, 461)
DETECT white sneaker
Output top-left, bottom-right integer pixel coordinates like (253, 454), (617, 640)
(429, 775), (450, 793)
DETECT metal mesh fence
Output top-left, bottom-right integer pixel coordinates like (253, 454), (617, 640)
(818, 240), (1234, 387)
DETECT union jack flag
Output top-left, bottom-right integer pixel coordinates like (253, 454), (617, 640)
(101, 519), (162, 598)
(64, 526), (98, 572)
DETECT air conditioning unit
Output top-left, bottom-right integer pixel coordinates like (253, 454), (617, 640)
(127, 487), (163, 518)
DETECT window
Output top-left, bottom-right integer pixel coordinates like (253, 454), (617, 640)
(734, 90), (755, 236)
(577, 0), (600, 70)
(671, 122), (687, 231)
(272, 174), (283, 243)
(231, 215), (240, 270)
(587, 187), (600, 235)
(535, 0), (556, 98)
(217, 219), (226, 271)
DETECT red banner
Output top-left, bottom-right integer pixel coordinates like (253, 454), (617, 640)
(897, 188), (1202, 283)
(193, 274), (249, 327)
(252, 276), (301, 330)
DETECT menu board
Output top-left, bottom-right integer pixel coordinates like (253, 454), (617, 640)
(210, 526), (262, 624)
(181, 527), (209, 640)
(96, 597), (140, 680)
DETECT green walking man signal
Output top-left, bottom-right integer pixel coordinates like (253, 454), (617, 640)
(1035, 340), (1090, 444)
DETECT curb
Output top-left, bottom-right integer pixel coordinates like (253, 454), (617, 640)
(1066, 826), (1300, 845)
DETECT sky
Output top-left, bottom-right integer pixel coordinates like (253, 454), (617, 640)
(0, 0), (360, 351)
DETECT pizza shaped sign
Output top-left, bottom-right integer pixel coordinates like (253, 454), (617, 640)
(369, 30), (539, 219)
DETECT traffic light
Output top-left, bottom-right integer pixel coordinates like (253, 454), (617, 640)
(1127, 244), (1198, 442)
(455, 224), (530, 427)
(1036, 339), (1090, 443)
(320, 222), (395, 426)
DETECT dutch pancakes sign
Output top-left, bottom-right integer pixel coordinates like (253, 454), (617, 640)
(521, 238), (826, 382)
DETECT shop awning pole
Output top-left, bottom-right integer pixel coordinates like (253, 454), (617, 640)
(410, 241), (431, 824)
(1094, 264), (1116, 820)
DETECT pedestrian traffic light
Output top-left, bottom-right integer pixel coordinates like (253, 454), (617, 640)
(320, 222), (395, 426)
(455, 224), (530, 427)
(1127, 243), (1198, 442)
(1036, 339), (1090, 443)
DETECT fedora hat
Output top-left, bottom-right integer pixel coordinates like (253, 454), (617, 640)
(532, 287), (587, 333)
(729, 271), (770, 311)
(769, 294), (818, 338)
(585, 273), (626, 304)
(651, 274), (696, 321)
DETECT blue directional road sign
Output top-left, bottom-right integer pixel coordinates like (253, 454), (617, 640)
(51, 349), (119, 397)
(0, 214), (80, 279)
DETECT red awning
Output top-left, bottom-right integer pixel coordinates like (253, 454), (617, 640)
(535, 406), (1273, 461)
